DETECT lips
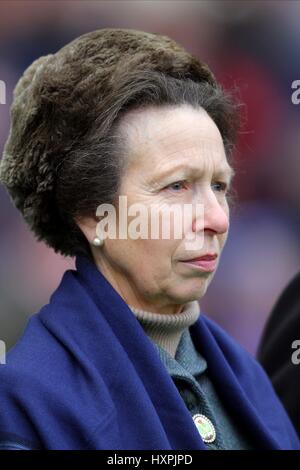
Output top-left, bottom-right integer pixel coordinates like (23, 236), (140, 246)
(183, 253), (218, 262)
(180, 253), (218, 272)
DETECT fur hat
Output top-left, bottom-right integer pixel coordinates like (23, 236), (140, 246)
(0, 28), (217, 256)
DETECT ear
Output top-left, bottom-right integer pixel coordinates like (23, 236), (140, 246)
(75, 215), (98, 245)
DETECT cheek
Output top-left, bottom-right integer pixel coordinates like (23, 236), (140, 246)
(135, 238), (177, 272)
(105, 236), (175, 278)
(111, 191), (182, 272)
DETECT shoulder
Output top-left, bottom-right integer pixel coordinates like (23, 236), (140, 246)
(0, 313), (64, 447)
(195, 314), (300, 447)
(0, 309), (114, 449)
(199, 313), (285, 391)
(199, 313), (259, 367)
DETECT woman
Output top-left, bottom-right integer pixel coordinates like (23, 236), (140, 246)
(0, 28), (298, 450)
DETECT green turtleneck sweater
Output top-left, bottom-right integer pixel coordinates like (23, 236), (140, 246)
(129, 301), (254, 450)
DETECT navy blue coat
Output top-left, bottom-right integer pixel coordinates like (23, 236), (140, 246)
(0, 254), (299, 450)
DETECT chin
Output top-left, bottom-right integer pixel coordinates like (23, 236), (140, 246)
(170, 283), (208, 304)
(188, 281), (209, 301)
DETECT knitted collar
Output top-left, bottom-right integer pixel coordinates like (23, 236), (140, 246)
(129, 300), (200, 358)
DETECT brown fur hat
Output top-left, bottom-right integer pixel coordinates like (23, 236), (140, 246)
(0, 28), (217, 257)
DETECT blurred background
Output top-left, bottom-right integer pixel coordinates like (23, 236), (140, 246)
(0, 0), (300, 355)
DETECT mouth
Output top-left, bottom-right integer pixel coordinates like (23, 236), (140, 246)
(179, 253), (218, 273)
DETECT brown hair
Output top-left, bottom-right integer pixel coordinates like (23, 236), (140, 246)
(0, 28), (240, 261)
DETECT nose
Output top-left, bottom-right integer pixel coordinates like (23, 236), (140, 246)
(192, 193), (229, 235)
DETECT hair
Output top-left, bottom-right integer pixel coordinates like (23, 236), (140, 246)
(0, 29), (241, 262)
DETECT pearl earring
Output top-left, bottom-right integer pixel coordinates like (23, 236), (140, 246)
(92, 236), (103, 247)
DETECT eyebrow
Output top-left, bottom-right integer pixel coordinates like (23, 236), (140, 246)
(151, 163), (235, 186)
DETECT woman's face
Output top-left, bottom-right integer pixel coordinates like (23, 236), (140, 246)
(84, 104), (234, 314)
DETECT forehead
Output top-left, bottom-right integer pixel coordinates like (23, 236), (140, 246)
(120, 104), (231, 177)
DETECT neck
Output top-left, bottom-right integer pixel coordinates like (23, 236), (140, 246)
(129, 300), (200, 358)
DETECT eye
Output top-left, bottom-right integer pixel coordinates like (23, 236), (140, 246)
(164, 180), (188, 192)
(211, 181), (228, 193)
